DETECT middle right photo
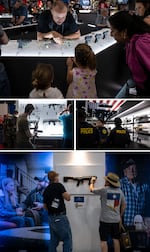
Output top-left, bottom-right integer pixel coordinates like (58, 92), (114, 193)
(76, 99), (150, 150)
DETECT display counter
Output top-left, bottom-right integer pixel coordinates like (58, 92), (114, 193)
(1, 28), (130, 97)
(0, 13), (33, 19)
(1, 28), (115, 57)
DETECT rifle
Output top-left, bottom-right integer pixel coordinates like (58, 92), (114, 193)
(63, 176), (97, 187)
(43, 119), (60, 125)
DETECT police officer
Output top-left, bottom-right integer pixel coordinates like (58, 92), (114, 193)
(96, 118), (108, 148)
(107, 117), (130, 148)
(77, 109), (99, 149)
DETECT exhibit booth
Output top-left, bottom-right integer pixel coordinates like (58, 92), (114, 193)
(0, 28), (130, 98)
(0, 152), (150, 252)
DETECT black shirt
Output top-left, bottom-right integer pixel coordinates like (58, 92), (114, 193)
(12, 6), (28, 24)
(98, 126), (108, 147)
(43, 183), (66, 215)
(37, 10), (79, 36)
(107, 126), (130, 148)
(77, 121), (99, 149)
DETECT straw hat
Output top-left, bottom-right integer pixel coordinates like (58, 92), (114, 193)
(104, 172), (120, 187)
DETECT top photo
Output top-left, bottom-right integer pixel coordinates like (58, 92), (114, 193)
(0, 0), (150, 98)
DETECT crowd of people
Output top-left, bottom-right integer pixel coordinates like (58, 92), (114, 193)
(0, 162), (149, 252)
(77, 109), (131, 149)
(0, 175), (51, 228)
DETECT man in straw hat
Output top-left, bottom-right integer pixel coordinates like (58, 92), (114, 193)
(90, 172), (126, 252)
(43, 171), (72, 252)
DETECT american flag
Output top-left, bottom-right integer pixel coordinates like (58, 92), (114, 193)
(106, 193), (120, 209)
(88, 100), (125, 112)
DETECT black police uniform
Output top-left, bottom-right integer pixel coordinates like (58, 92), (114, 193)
(97, 126), (108, 147)
(107, 126), (130, 148)
(77, 121), (99, 149)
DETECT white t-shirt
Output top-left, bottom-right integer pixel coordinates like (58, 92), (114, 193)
(29, 87), (64, 98)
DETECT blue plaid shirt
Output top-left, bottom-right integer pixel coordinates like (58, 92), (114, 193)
(120, 177), (149, 226)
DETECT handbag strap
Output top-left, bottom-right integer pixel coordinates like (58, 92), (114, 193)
(121, 224), (127, 233)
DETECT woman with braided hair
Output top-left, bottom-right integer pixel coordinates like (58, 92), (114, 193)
(66, 43), (98, 98)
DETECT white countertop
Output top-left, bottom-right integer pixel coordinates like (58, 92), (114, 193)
(1, 28), (116, 57)
(0, 13), (33, 18)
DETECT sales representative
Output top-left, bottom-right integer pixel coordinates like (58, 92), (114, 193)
(37, 0), (80, 44)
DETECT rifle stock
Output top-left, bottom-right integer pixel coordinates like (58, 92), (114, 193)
(63, 176), (97, 187)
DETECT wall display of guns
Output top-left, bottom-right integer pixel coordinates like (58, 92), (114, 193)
(19, 102), (67, 137)
(63, 176), (97, 187)
(122, 115), (150, 147)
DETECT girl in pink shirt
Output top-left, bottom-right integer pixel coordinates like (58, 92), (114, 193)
(109, 11), (150, 97)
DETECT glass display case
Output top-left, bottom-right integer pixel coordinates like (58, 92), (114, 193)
(1, 28), (116, 57)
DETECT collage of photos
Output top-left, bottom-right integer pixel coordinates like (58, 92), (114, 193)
(0, 152), (150, 252)
(0, 99), (150, 252)
(0, 0), (150, 251)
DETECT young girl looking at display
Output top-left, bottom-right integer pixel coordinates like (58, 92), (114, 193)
(29, 63), (64, 98)
(66, 44), (98, 98)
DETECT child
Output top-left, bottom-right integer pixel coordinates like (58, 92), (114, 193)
(29, 63), (64, 98)
(66, 44), (98, 98)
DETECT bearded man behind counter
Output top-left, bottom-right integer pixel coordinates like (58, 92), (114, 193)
(37, 0), (80, 44)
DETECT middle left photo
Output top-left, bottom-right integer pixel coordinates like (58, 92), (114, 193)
(0, 99), (74, 150)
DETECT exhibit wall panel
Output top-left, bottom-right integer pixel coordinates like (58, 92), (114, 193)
(54, 152), (105, 252)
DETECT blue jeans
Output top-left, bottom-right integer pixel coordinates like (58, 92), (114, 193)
(48, 214), (72, 252)
(115, 79), (136, 98)
(8, 216), (35, 227)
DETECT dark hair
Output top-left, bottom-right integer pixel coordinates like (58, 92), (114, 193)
(98, 118), (104, 124)
(75, 44), (96, 70)
(136, 0), (150, 17)
(114, 117), (122, 126)
(68, 103), (73, 113)
(24, 104), (34, 113)
(109, 11), (150, 38)
(77, 109), (86, 120)
(32, 63), (54, 91)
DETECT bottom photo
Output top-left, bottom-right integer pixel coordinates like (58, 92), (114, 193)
(0, 152), (150, 252)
